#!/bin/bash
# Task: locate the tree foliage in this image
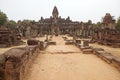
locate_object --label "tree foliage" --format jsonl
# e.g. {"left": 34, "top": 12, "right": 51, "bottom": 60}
{"left": 6, "top": 20, "right": 17, "bottom": 29}
{"left": 22, "top": 19, "right": 31, "bottom": 25}
{"left": 93, "top": 22, "right": 102, "bottom": 28}
{"left": 0, "top": 11, "right": 8, "bottom": 26}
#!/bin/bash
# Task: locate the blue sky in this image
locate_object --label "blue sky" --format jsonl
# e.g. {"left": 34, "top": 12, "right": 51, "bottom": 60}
{"left": 0, "top": 0, "right": 120, "bottom": 23}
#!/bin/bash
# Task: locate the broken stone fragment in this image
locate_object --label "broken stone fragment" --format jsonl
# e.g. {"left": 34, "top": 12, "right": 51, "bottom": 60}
{"left": 27, "top": 39, "right": 39, "bottom": 46}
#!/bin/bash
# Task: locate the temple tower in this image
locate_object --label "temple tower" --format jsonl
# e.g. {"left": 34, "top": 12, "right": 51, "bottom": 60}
{"left": 52, "top": 6, "right": 59, "bottom": 35}
{"left": 52, "top": 6, "right": 59, "bottom": 19}
{"left": 102, "top": 13, "right": 116, "bottom": 29}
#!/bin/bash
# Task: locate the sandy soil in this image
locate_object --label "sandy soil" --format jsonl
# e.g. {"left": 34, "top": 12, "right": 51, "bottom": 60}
{"left": 23, "top": 36, "right": 120, "bottom": 80}
{"left": 90, "top": 43, "right": 120, "bottom": 58}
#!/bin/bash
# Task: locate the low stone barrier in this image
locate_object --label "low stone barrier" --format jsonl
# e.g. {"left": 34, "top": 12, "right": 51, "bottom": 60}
{"left": 0, "top": 54, "right": 6, "bottom": 80}
{"left": 91, "top": 47, "right": 120, "bottom": 72}
{"left": 4, "top": 47, "right": 27, "bottom": 80}
{"left": 112, "top": 58, "right": 120, "bottom": 71}
{"left": 99, "top": 52, "right": 115, "bottom": 64}
{"left": 92, "top": 48, "right": 104, "bottom": 55}
{"left": 48, "top": 41, "right": 56, "bottom": 45}
{"left": 82, "top": 49, "right": 93, "bottom": 54}
{"left": 65, "top": 40, "right": 74, "bottom": 45}
{"left": 0, "top": 45, "right": 40, "bottom": 80}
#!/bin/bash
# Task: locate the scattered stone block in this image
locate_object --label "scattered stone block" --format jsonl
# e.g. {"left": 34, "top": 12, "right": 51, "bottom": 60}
{"left": 80, "top": 46, "right": 92, "bottom": 51}
{"left": 92, "top": 48, "right": 104, "bottom": 55}
{"left": 65, "top": 40, "right": 74, "bottom": 45}
{"left": 95, "top": 51, "right": 106, "bottom": 57}
{"left": 75, "top": 39, "right": 81, "bottom": 44}
{"left": 39, "top": 41, "right": 44, "bottom": 50}
{"left": 99, "top": 53, "right": 114, "bottom": 63}
{"left": 82, "top": 49, "right": 93, "bottom": 54}
{"left": 27, "top": 39, "right": 39, "bottom": 45}
{"left": 83, "top": 40, "right": 89, "bottom": 47}
{"left": 112, "top": 58, "right": 120, "bottom": 70}
{"left": 48, "top": 41, "right": 56, "bottom": 45}
{"left": 62, "top": 37, "right": 67, "bottom": 40}
{"left": 43, "top": 42, "right": 48, "bottom": 49}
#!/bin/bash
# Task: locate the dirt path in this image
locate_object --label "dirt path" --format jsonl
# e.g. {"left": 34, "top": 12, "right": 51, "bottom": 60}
{"left": 23, "top": 36, "right": 120, "bottom": 80}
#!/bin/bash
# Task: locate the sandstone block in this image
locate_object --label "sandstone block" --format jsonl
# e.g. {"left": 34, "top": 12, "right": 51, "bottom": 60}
{"left": 100, "top": 53, "right": 114, "bottom": 63}
{"left": 48, "top": 41, "right": 56, "bottom": 45}
{"left": 27, "top": 39, "right": 39, "bottom": 46}
{"left": 112, "top": 58, "right": 120, "bottom": 69}
{"left": 82, "top": 49, "right": 93, "bottom": 54}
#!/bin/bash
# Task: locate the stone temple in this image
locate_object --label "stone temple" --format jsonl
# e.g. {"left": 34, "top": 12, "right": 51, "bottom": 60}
{"left": 38, "top": 6, "right": 79, "bottom": 35}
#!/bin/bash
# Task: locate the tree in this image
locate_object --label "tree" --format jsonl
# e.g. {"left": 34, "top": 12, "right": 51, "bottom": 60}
{"left": 22, "top": 19, "right": 31, "bottom": 26}
{"left": 0, "top": 11, "right": 8, "bottom": 26}
{"left": 116, "top": 17, "right": 120, "bottom": 30}
{"left": 6, "top": 20, "right": 17, "bottom": 29}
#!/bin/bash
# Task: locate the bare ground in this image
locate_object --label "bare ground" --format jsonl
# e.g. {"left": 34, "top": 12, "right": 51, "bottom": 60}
{"left": 23, "top": 36, "right": 120, "bottom": 80}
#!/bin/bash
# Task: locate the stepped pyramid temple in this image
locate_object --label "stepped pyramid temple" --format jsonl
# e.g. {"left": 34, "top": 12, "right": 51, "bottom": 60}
{"left": 38, "top": 6, "right": 80, "bottom": 35}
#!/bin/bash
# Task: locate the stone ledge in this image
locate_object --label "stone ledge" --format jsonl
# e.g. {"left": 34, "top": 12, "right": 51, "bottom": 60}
{"left": 0, "top": 45, "right": 40, "bottom": 80}
{"left": 80, "top": 46, "right": 92, "bottom": 51}
{"left": 65, "top": 40, "right": 74, "bottom": 45}
{"left": 82, "top": 49, "right": 93, "bottom": 54}
{"left": 92, "top": 48, "right": 104, "bottom": 55}
{"left": 112, "top": 58, "right": 120, "bottom": 71}
{"left": 99, "top": 53, "right": 115, "bottom": 64}
{"left": 48, "top": 41, "right": 56, "bottom": 45}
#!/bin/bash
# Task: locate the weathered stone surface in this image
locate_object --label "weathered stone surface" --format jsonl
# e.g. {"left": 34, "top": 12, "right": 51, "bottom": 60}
{"left": 99, "top": 53, "right": 114, "bottom": 63}
{"left": 112, "top": 58, "right": 120, "bottom": 69}
{"left": 2, "top": 46, "right": 40, "bottom": 80}
{"left": 75, "top": 39, "right": 81, "bottom": 44}
{"left": 27, "top": 45, "right": 39, "bottom": 56}
{"left": 27, "top": 39, "right": 39, "bottom": 45}
{"left": 82, "top": 49, "right": 93, "bottom": 54}
{"left": 4, "top": 48, "right": 26, "bottom": 80}
{"left": 95, "top": 51, "right": 107, "bottom": 57}
{"left": 80, "top": 46, "right": 92, "bottom": 51}
{"left": 62, "top": 37, "right": 67, "bottom": 40}
{"left": 0, "top": 27, "right": 23, "bottom": 48}
{"left": 83, "top": 40, "right": 89, "bottom": 47}
{"left": 43, "top": 42, "right": 48, "bottom": 49}
{"left": 92, "top": 48, "right": 104, "bottom": 55}
{"left": 91, "top": 13, "right": 120, "bottom": 48}
{"left": 0, "top": 54, "right": 6, "bottom": 80}
{"left": 48, "top": 41, "right": 56, "bottom": 45}
{"left": 65, "top": 40, "right": 74, "bottom": 45}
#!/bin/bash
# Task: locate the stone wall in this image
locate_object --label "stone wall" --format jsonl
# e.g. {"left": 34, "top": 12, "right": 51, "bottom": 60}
{"left": 0, "top": 45, "right": 40, "bottom": 80}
